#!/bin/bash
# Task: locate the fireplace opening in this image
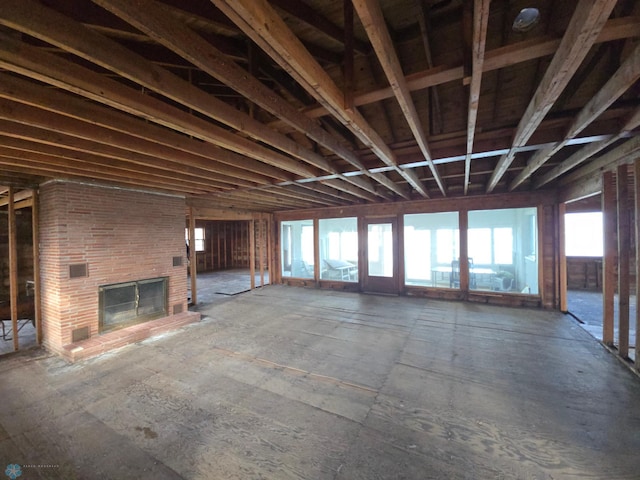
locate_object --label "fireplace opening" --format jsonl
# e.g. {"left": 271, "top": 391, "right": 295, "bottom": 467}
{"left": 99, "top": 277, "right": 168, "bottom": 332}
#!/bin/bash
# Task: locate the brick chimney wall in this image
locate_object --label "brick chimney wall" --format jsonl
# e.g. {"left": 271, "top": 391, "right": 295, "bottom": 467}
{"left": 39, "top": 182, "right": 188, "bottom": 356}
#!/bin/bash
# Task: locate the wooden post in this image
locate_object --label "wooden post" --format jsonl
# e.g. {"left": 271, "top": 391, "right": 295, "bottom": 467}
{"left": 32, "top": 189, "right": 42, "bottom": 344}
{"left": 8, "top": 187, "right": 19, "bottom": 351}
{"left": 635, "top": 158, "right": 640, "bottom": 369}
{"left": 459, "top": 210, "right": 469, "bottom": 296}
{"left": 558, "top": 203, "right": 568, "bottom": 312}
{"left": 189, "top": 207, "right": 197, "bottom": 305}
{"left": 313, "top": 218, "right": 320, "bottom": 283}
{"left": 259, "top": 219, "right": 265, "bottom": 287}
{"left": 249, "top": 220, "right": 255, "bottom": 290}
{"left": 602, "top": 170, "right": 616, "bottom": 346}
{"left": 617, "top": 164, "right": 630, "bottom": 358}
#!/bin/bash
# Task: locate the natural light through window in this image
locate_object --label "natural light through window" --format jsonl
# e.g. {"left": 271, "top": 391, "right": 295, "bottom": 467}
{"left": 565, "top": 212, "right": 603, "bottom": 256}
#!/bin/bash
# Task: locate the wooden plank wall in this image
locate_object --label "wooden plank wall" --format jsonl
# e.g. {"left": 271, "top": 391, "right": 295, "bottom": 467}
{"left": 192, "top": 219, "right": 270, "bottom": 274}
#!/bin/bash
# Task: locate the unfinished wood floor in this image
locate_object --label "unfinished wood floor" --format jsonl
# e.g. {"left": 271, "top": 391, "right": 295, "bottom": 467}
{"left": 1, "top": 286, "right": 639, "bottom": 479}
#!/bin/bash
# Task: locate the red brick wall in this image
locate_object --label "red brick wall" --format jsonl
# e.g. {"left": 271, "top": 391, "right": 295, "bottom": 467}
{"left": 39, "top": 182, "right": 188, "bottom": 355}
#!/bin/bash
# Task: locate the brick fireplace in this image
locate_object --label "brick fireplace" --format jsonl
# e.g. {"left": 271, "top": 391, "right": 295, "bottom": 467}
{"left": 39, "top": 181, "right": 199, "bottom": 360}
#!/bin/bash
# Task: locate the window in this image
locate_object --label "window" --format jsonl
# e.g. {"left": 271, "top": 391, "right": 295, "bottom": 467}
{"left": 281, "top": 220, "right": 314, "bottom": 278}
{"left": 404, "top": 212, "right": 458, "bottom": 287}
{"left": 468, "top": 208, "right": 538, "bottom": 294}
{"left": 185, "top": 227, "right": 205, "bottom": 252}
{"left": 319, "top": 218, "right": 358, "bottom": 282}
{"left": 565, "top": 212, "right": 603, "bottom": 256}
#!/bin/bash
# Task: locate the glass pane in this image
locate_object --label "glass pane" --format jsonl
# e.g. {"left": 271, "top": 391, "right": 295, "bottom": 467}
{"left": 404, "top": 212, "right": 458, "bottom": 287}
{"left": 368, "top": 223, "right": 393, "bottom": 277}
{"left": 319, "top": 218, "right": 358, "bottom": 282}
{"left": 468, "top": 208, "right": 538, "bottom": 294}
{"left": 565, "top": 212, "right": 603, "bottom": 256}
{"left": 281, "top": 220, "right": 314, "bottom": 278}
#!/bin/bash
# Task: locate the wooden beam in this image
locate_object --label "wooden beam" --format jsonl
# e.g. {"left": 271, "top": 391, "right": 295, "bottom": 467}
{"left": 535, "top": 106, "right": 640, "bottom": 188}
{"left": 510, "top": 41, "right": 640, "bottom": 190}
{"left": 32, "top": 188, "right": 42, "bottom": 345}
{"left": 352, "top": 0, "right": 445, "bottom": 196}
{"left": 249, "top": 220, "right": 255, "bottom": 290}
{"left": 93, "top": 0, "right": 387, "bottom": 199}
{"left": 558, "top": 202, "right": 568, "bottom": 312}
{"left": 617, "top": 164, "right": 630, "bottom": 358}
{"left": 0, "top": 72, "right": 289, "bottom": 183}
{"left": 8, "top": 187, "right": 19, "bottom": 351}
{"left": 486, "top": 0, "right": 617, "bottom": 192}
{"left": 211, "top": 0, "right": 415, "bottom": 199}
{"left": 414, "top": 0, "right": 442, "bottom": 135}
{"left": 558, "top": 172, "right": 602, "bottom": 204}
{"left": 635, "top": 158, "right": 640, "bottom": 369}
{"left": 189, "top": 208, "right": 197, "bottom": 305}
{"left": 464, "top": 0, "right": 491, "bottom": 195}
{"left": 294, "top": 17, "right": 640, "bottom": 122}
{"left": 559, "top": 136, "right": 640, "bottom": 186}
{"left": 0, "top": 35, "right": 318, "bottom": 180}
{"left": 602, "top": 170, "right": 615, "bottom": 346}
{"left": 343, "top": 0, "right": 354, "bottom": 110}
{"left": 0, "top": 116, "right": 257, "bottom": 188}
{"left": 0, "top": 1, "right": 343, "bottom": 177}
{"left": 270, "top": 0, "right": 370, "bottom": 54}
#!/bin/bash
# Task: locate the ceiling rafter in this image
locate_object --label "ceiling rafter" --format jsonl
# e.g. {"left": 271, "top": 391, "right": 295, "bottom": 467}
{"left": 211, "top": 0, "right": 422, "bottom": 200}
{"left": 558, "top": 135, "right": 640, "bottom": 185}
{"left": 0, "top": 32, "right": 319, "bottom": 180}
{"left": 92, "top": 0, "right": 391, "bottom": 200}
{"left": 509, "top": 40, "right": 640, "bottom": 190}
{"left": 0, "top": 1, "right": 346, "bottom": 180}
{"left": 0, "top": 119, "right": 255, "bottom": 189}
{"left": 269, "top": 0, "right": 371, "bottom": 55}
{"left": 352, "top": 0, "right": 446, "bottom": 197}
{"left": 534, "top": 105, "right": 640, "bottom": 188}
{"left": 0, "top": 72, "right": 288, "bottom": 184}
{"left": 291, "top": 16, "right": 640, "bottom": 124}
{"left": 463, "top": 0, "right": 491, "bottom": 195}
{"left": 486, "top": 0, "right": 618, "bottom": 193}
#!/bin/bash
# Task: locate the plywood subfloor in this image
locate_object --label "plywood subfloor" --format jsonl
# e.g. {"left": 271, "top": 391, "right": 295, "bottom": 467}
{"left": 1, "top": 286, "right": 639, "bottom": 479}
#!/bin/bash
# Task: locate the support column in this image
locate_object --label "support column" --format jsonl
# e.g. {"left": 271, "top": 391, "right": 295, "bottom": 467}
{"left": 8, "top": 187, "right": 18, "bottom": 351}
{"left": 459, "top": 210, "right": 469, "bottom": 297}
{"left": 189, "top": 208, "right": 197, "bottom": 305}
{"left": 249, "top": 220, "right": 255, "bottom": 290}
{"left": 617, "top": 164, "right": 630, "bottom": 358}
{"left": 559, "top": 203, "right": 568, "bottom": 312}
{"left": 602, "top": 171, "right": 616, "bottom": 346}
{"left": 32, "top": 189, "right": 42, "bottom": 344}
{"left": 635, "top": 158, "right": 640, "bottom": 369}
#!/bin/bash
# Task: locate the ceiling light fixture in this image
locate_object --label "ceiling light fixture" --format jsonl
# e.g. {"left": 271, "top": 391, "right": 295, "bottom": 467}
{"left": 512, "top": 8, "right": 540, "bottom": 33}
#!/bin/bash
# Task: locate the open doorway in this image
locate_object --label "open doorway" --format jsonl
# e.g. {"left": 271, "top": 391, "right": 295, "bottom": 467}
{"left": 1, "top": 189, "right": 38, "bottom": 355}
{"left": 186, "top": 218, "right": 271, "bottom": 305}
{"left": 564, "top": 200, "right": 637, "bottom": 359}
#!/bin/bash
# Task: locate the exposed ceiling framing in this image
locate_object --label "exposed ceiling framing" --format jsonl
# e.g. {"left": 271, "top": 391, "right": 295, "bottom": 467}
{"left": 0, "top": 0, "right": 638, "bottom": 211}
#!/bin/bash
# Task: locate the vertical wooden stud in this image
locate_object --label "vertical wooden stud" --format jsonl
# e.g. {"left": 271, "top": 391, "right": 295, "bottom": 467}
{"left": 634, "top": 158, "right": 640, "bottom": 369}
{"left": 558, "top": 203, "right": 568, "bottom": 312}
{"left": 259, "top": 219, "right": 265, "bottom": 287}
{"left": 32, "top": 189, "right": 42, "bottom": 344}
{"left": 617, "top": 164, "right": 630, "bottom": 358}
{"left": 313, "top": 218, "right": 320, "bottom": 283}
{"left": 8, "top": 187, "right": 18, "bottom": 351}
{"left": 602, "top": 170, "right": 616, "bottom": 346}
{"left": 249, "top": 220, "right": 255, "bottom": 290}
{"left": 459, "top": 209, "right": 469, "bottom": 296}
{"left": 189, "top": 207, "right": 197, "bottom": 305}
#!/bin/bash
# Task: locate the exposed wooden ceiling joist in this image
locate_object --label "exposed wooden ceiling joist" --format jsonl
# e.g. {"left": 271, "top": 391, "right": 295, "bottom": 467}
{"left": 486, "top": 0, "right": 618, "bottom": 192}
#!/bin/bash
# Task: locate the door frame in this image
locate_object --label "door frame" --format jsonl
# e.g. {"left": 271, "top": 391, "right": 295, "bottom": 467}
{"left": 361, "top": 216, "right": 400, "bottom": 294}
